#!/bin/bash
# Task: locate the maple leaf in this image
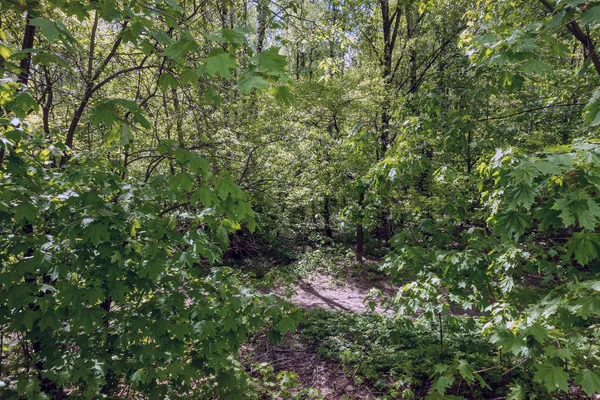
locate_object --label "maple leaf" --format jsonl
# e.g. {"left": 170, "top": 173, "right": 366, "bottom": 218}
{"left": 251, "top": 47, "right": 288, "bottom": 78}
{"left": 534, "top": 363, "right": 569, "bottom": 392}
{"left": 566, "top": 231, "right": 600, "bottom": 265}
{"left": 576, "top": 369, "right": 600, "bottom": 397}
{"left": 495, "top": 210, "right": 531, "bottom": 239}
{"left": 237, "top": 74, "right": 269, "bottom": 94}
{"left": 14, "top": 201, "right": 38, "bottom": 223}
{"left": 83, "top": 222, "right": 110, "bottom": 245}
{"left": 204, "top": 50, "right": 238, "bottom": 79}
{"left": 506, "top": 183, "right": 537, "bottom": 209}
{"left": 552, "top": 191, "right": 600, "bottom": 230}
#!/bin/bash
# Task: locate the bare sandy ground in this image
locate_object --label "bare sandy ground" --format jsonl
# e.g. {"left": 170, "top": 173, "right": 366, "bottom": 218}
{"left": 275, "top": 274, "right": 395, "bottom": 314}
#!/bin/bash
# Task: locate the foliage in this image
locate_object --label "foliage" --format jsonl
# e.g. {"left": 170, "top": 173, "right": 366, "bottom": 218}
{"left": 0, "top": 0, "right": 297, "bottom": 397}
{"left": 299, "top": 309, "right": 502, "bottom": 399}
{"left": 0, "top": 97, "right": 297, "bottom": 399}
{"left": 2, "top": 0, "right": 600, "bottom": 397}
{"left": 247, "top": 362, "right": 323, "bottom": 399}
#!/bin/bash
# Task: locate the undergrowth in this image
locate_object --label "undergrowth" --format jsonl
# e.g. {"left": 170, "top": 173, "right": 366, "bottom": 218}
{"left": 297, "top": 309, "right": 503, "bottom": 399}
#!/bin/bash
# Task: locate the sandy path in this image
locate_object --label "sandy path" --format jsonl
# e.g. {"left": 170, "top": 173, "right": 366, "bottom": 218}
{"left": 277, "top": 274, "right": 395, "bottom": 314}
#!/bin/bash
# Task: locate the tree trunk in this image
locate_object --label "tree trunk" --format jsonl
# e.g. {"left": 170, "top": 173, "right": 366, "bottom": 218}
{"left": 256, "top": 0, "right": 268, "bottom": 53}
{"left": 323, "top": 196, "right": 333, "bottom": 238}
{"left": 18, "top": 12, "right": 36, "bottom": 86}
{"left": 356, "top": 192, "right": 365, "bottom": 262}
{"left": 379, "top": 0, "right": 394, "bottom": 156}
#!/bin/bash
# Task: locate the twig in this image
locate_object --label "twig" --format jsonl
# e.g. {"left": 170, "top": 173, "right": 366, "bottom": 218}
{"left": 474, "top": 365, "right": 501, "bottom": 374}
{"left": 474, "top": 103, "right": 585, "bottom": 123}
{"left": 502, "top": 357, "right": 530, "bottom": 376}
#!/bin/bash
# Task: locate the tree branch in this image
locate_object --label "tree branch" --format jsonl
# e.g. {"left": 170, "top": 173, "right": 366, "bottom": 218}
{"left": 538, "top": 0, "right": 600, "bottom": 76}
{"left": 474, "top": 103, "right": 584, "bottom": 123}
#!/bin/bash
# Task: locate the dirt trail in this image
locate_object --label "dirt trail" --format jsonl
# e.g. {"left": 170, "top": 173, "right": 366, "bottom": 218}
{"left": 249, "top": 273, "right": 396, "bottom": 399}
{"left": 242, "top": 331, "right": 379, "bottom": 399}
{"left": 278, "top": 274, "right": 395, "bottom": 314}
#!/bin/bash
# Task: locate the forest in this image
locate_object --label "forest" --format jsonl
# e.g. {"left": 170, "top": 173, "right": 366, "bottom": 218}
{"left": 1, "top": 0, "right": 600, "bottom": 398}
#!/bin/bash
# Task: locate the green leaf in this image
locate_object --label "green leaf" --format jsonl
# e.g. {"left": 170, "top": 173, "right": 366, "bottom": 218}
{"left": 204, "top": 86, "right": 221, "bottom": 105}
{"left": 552, "top": 191, "right": 600, "bottom": 230}
{"left": 176, "top": 251, "right": 196, "bottom": 267}
{"left": 246, "top": 216, "right": 257, "bottom": 232}
{"left": 520, "top": 59, "right": 552, "bottom": 74}
{"left": 271, "top": 85, "right": 293, "bottom": 104}
{"left": 215, "top": 179, "right": 242, "bottom": 200}
{"left": 170, "top": 172, "right": 194, "bottom": 192}
{"left": 14, "top": 201, "right": 38, "bottom": 223}
{"left": 580, "top": 6, "right": 600, "bottom": 24}
{"left": 535, "top": 161, "right": 563, "bottom": 175}
{"left": 65, "top": 1, "right": 90, "bottom": 20}
{"left": 39, "top": 312, "right": 59, "bottom": 332}
{"left": 130, "top": 368, "right": 147, "bottom": 386}
{"left": 22, "top": 310, "right": 35, "bottom": 331}
{"left": 545, "top": 346, "right": 574, "bottom": 360}
{"left": 165, "top": 0, "right": 184, "bottom": 12}
{"left": 584, "top": 89, "right": 600, "bottom": 126}
{"left": 133, "top": 110, "right": 151, "bottom": 129}
{"left": 118, "top": 123, "right": 133, "bottom": 145}
{"left": 189, "top": 154, "right": 209, "bottom": 174}
{"left": 577, "top": 295, "right": 600, "bottom": 317}
{"left": 576, "top": 369, "right": 600, "bottom": 396}
{"left": 192, "top": 185, "right": 218, "bottom": 207}
{"left": 535, "top": 204, "right": 562, "bottom": 230}
{"left": 221, "top": 28, "right": 249, "bottom": 43}
{"left": 90, "top": 101, "right": 120, "bottom": 126}
{"left": 432, "top": 375, "right": 454, "bottom": 394}
{"left": 180, "top": 68, "right": 199, "bottom": 85}
{"left": 506, "top": 183, "right": 537, "bottom": 209}
{"left": 0, "top": 44, "right": 12, "bottom": 60}
{"left": 507, "top": 383, "right": 525, "bottom": 400}
{"left": 237, "top": 75, "right": 269, "bottom": 94}
{"left": 83, "top": 222, "right": 110, "bottom": 245}
{"left": 158, "top": 73, "right": 179, "bottom": 91}
{"left": 251, "top": 47, "right": 287, "bottom": 77}
{"left": 490, "top": 329, "right": 527, "bottom": 356}
{"left": 152, "top": 31, "right": 173, "bottom": 45}
{"left": 276, "top": 316, "right": 295, "bottom": 335}
{"left": 194, "top": 320, "right": 217, "bottom": 338}
{"left": 497, "top": 71, "right": 524, "bottom": 90}
{"left": 30, "top": 17, "right": 60, "bottom": 42}
{"left": 139, "top": 260, "right": 163, "bottom": 280}
{"left": 204, "top": 28, "right": 247, "bottom": 44}
{"left": 524, "top": 322, "right": 548, "bottom": 343}
{"left": 13, "top": 92, "right": 39, "bottom": 117}
{"left": 163, "top": 33, "right": 196, "bottom": 60}
{"left": 457, "top": 360, "right": 474, "bottom": 383}
{"left": 548, "top": 9, "right": 566, "bottom": 29}
{"left": 534, "top": 363, "right": 569, "bottom": 392}
{"left": 77, "top": 308, "right": 104, "bottom": 332}
{"left": 204, "top": 49, "right": 238, "bottom": 79}
{"left": 566, "top": 231, "right": 600, "bottom": 265}
{"left": 216, "top": 225, "right": 229, "bottom": 247}
{"left": 495, "top": 210, "right": 532, "bottom": 240}
{"left": 511, "top": 161, "right": 539, "bottom": 184}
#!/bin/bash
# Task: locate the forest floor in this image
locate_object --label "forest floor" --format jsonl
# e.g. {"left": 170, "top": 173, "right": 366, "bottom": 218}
{"left": 241, "top": 329, "right": 381, "bottom": 399}
{"left": 241, "top": 253, "right": 398, "bottom": 399}
{"left": 240, "top": 250, "right": 600, "bottom": 399}
{"left": 275, "top": 272, "right": 396, "bottom": 314}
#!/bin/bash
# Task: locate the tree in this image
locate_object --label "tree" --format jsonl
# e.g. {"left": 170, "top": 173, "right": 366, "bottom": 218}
{"left": 0, "top": 0, "right": 297, "bottom": 397}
